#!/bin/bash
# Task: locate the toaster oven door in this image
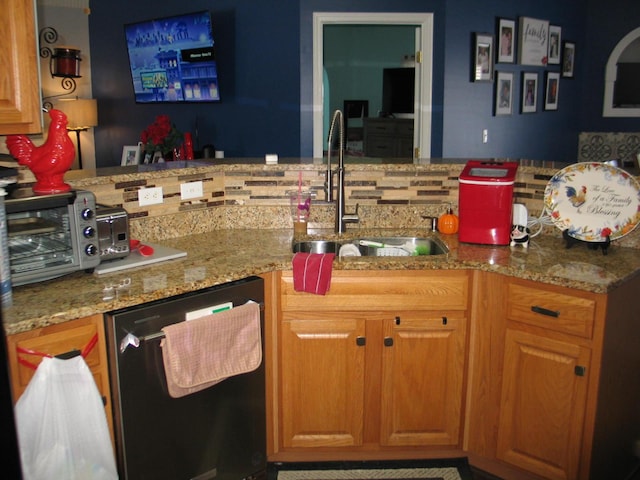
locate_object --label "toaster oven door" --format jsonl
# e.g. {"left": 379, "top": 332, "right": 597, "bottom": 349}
{"left": 5, "top": 191, "right": 98, "bottom": 285}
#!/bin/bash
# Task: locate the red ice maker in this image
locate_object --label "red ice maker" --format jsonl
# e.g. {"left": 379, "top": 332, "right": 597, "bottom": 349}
{"left": 458, "top": 160, "right": 518, "bottom": 245}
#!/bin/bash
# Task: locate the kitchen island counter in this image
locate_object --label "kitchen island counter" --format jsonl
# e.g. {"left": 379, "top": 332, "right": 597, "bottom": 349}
{"left": 4, "top": 227, "right": 640, "bottom": 335}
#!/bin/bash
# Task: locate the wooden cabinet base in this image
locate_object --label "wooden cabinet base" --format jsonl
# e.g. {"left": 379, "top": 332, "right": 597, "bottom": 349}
{"left": 6, "top": 314, "right": 115, "bottom": 449}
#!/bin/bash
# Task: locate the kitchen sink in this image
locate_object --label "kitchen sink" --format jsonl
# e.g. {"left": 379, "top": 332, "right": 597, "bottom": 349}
{"left": 357, "top": 236, "right": 448, "bottom": 256}
{"left": 292, "top": 240, "right": 342, "bottom": 254}
{"left": 292, "top": 236, "right": 449, "bottom": 257}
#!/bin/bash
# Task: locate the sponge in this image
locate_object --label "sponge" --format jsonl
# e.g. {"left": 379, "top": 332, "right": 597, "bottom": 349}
{"left": 414, "top": 244, "right": 431, "bottom": 256}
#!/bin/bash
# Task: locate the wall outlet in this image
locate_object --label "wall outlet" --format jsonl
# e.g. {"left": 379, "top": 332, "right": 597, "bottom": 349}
{"left": 138, "top": 186, "right": 163, "bottom": 206}
{"left": 180, "top": 181, "right": 203, "bottom": 200}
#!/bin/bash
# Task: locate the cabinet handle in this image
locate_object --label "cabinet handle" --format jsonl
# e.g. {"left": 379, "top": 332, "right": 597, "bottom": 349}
{"left": 395, "top": 316, "right": 401, "bottom": 325}
{"left": 531, "top": 305, "right": 560, "bottom": 318}
{"left": 384, "top": 337, "right": 393, "bottom": 347}
{"left": 575, "top": 366, "right": 586, "bottom": 376}
{"left": 442, "top": 316, "right": 448, "bottom": 325}
{"left": 356, "top": 336, "right": 366, "bottom": 346}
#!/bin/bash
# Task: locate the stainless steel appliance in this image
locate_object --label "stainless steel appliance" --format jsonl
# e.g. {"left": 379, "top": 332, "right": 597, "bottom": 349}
{"left": 5, "top": 189, "right": 100, "bottom": 285}
{"left": 95, "top": 204, "right": 130, "bottom": 261}
{"left": 104, "top": 276, "right": 266, "bottom": 480}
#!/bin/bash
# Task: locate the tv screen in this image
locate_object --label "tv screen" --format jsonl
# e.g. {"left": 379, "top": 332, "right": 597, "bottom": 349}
{"left": 124, "top": 11, "right": 220, "bottom": 103}
{"left": 382, "top": 68, "right": 415, "bottom": 117}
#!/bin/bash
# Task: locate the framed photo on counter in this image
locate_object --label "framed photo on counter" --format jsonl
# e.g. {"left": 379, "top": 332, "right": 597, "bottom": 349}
{"left": 473, "top": 33, "right": 494, "bottom": 81}
{"left": 121, "top": 145, "right": 141, "bottom": 166}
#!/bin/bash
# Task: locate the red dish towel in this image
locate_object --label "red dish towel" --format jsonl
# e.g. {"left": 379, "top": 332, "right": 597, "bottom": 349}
{"left": 292, "top": 252, "right": 335, "bottom": 295}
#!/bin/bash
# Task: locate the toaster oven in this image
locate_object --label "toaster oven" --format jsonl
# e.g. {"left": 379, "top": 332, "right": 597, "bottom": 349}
{"left": 4, "top": 189, "right": 101, "bottom": 285}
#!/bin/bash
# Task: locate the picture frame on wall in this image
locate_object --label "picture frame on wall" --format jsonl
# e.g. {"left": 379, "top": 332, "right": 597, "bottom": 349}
{"left": 121, "top": 145, "right": 141, "bottom": 166}
{"left": 544, "top": 71, "right": 560, "bottom": 110}
{"left": 548, "top": 25, "right": 562, "bottom": 64}
{"left": 497, "top": 18, "right": 515, "bottom": 63}
{"left": 562, "top": 41, "right": 576, "bottom": 78}
{"left": 521, "top": 72, "right": 538, "bottom": 113}
{"left": 494, "top": 71, "right": 514, "bottom": 116}
{"left": 518, "top": 17, "right": 550, "bottom": 66}
{"left": 473, "top": 33, "right": 494, "bottom": 82}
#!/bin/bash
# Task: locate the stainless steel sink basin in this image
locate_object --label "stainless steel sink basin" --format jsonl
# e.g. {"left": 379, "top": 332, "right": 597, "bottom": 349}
{"left": 292, "top": 240, "right": 342, "bottom": 254}
{"left": 292, "top": 236, "right": 448, "bottom": 257}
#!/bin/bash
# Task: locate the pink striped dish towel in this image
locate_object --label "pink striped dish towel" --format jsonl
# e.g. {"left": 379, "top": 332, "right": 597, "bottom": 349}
{"left": 160, "top": 301, "right": 261, "bottom": 398}
{"left": 292, "top": 252, "right": 335, "bottom": 295}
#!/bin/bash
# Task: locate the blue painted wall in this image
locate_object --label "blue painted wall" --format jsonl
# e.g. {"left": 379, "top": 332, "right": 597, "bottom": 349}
{"left": 88, "top": 0, "right": 639, "bottom": 167}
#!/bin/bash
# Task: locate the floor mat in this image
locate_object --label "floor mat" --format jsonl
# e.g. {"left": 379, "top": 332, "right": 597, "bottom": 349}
{"left": 268, "top": 458, "right": 474, "bottom": 480}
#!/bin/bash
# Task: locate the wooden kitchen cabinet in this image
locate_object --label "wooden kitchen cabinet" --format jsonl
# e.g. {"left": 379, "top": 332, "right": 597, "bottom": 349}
{"left": 275, "top": 270, "right": 470, "bottom": 457}
{"left": 5, "top": 314, "right": 114, "bottom": 446}
{"left": 466, "top": 271, "right": 640, "bottom": 480}
{"left": 497, "top": 329, "right": 591, "bottom": 480}
{"left": 497, "top": 280, "right": 595, "bottom": 480}
{"left": 280, "top": 314, "right": 366, "bottom": 448}
{"left": 0, "top": 0, "right": 43, "bottom": 135}
{"left": 380, "top": 311, "right": 467, "bottom": 447}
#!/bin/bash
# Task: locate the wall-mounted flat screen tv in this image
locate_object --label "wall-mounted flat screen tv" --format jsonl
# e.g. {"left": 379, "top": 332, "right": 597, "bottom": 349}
{"left": 124, "top": 11, "right": 220, "bottom": 103}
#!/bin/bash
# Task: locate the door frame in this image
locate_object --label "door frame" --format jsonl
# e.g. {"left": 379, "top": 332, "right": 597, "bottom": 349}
{"left": 312, "top": 12, "right": 434, "bottom": 159}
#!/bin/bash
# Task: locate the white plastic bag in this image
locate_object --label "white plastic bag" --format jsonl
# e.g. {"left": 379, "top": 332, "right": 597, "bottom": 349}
{"left": 14, "top": 356, "right": 118, "bottom": 480}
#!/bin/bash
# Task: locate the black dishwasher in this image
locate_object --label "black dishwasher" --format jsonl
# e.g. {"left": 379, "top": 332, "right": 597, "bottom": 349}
{"left": 104, "top": 276, "right": 265, "bottom": 480}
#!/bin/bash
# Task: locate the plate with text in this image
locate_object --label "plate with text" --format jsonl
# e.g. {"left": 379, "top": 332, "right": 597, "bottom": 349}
{"left": 543, "top": 162, "right": 640, "bottom": 242}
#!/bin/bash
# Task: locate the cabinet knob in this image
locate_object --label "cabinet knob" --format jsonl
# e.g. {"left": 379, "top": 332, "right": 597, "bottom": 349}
{"left": 574, "top": 365, "right": 586, "bottom": 376}
{"left": 384, "top": 337, "right": 394, "bottom": 347}
{"left": 395, "top": 316, "right": 401, "bottom": 325}
{"left": 356, "top": 336, "right": 366, "bottom": 346}
{"left": 442, "top": 316, "right": 448, "bottom": 325}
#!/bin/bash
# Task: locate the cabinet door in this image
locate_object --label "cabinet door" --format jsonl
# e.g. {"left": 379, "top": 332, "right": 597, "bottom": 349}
{"left": 6, "top": 315, "right": 114, "bottom": 446}
{"left": 0, "top": 0, "right": 42, "bottom": 134}
{"left": 380, "top": 312, "right": 467, "bottom": 447}
{"left": 497, "top": 328, "right": 590, "bottom": 480}
{"left": 280, "top": 313, "right": 366, "bottom": 448}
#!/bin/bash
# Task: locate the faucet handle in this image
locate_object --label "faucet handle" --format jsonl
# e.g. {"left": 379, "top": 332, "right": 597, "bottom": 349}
{"left": 421, "top": 215, "right": 438, "bottom": 231}
{"left": 343, "top": 203, "right": 360, "bottom": 224}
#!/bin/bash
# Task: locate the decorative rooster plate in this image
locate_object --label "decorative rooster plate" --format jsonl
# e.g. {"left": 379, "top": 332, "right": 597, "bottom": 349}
{"left": 544, "top": 162, "right": 640, "bottom": 242}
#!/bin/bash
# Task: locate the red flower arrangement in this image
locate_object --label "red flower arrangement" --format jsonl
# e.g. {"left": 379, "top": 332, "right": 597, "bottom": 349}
{"left": 140, "top": 115, "right": 182, "bottom": 156}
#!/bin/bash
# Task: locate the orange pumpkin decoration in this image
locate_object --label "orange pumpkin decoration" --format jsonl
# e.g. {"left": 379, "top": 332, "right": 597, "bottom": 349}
{"left": 438, "top": 206, "right": 459, "bottom": 234}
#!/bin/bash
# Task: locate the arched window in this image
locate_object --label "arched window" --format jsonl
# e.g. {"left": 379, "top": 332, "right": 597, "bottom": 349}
{"left": 603, "top": 27, "right": 640, "bottom": 117}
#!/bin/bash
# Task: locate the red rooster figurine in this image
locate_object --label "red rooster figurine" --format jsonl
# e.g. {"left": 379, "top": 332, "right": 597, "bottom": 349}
{"left": 5, "top": 109, "right": 75, "bottom": 194}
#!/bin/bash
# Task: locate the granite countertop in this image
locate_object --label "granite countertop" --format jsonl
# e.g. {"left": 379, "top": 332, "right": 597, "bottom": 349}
{"left": 4, "top": 228, "right": 640, "bottom": 336}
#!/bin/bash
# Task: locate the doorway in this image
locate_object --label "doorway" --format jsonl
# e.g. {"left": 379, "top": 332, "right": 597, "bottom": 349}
{"left": 312, "top": 12, "right": 434, "bottom": 159}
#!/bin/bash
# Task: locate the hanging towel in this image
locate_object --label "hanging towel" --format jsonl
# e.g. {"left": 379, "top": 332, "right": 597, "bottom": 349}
{"left": 292, "top": 252, "right": 335, "bottom": 295}
{"left": 14, "top": 356, "right": 118, "bottom": 480}
{"left": 160, "top": 301, "right": 262, "bottom": 399}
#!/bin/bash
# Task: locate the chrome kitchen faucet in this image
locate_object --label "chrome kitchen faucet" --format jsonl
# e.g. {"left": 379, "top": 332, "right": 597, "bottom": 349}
{"left": 326, "top": 109, "right": 359, "bottom": 234}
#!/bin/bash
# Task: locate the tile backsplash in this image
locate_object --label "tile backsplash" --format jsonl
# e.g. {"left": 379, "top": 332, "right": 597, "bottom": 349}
{"left": 578, "top": 132, "right": 640, "bottom": 167}
{"left": 3, "top": 158, "right": 638, "bottom": 248}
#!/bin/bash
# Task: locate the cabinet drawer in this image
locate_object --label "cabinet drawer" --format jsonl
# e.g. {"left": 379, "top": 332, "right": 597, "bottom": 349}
{"left": 281, "top": 270, "right": 469, "bottom": 312}
{"left": 364, "top": 119, "right": 396, "bottom": 134}
{"left": 365, "top": 137, "right": 395, "bottom": 157}
{"left": 507, "top": 282, "right": 596, "bottom": 338}
{"left": 396, "top": 121, "right": 414, "bottom": 136}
